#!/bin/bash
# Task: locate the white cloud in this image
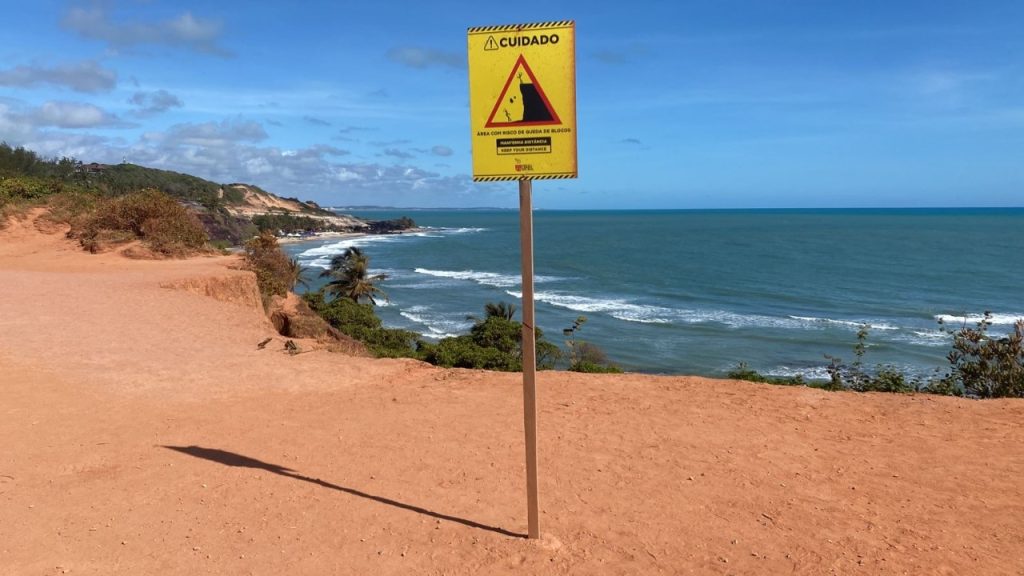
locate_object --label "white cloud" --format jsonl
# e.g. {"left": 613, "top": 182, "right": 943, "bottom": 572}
{"left": 0, "top": 100, "right": 132, "bottom": 130}
{"left": 386, "top": 47, "right": 464, "bottom": 69}
{"left": 61, "top": 6, "right": 231, "bottom": 57}
{"left": 383, "top": 147, "right": 415, "bottom": 159}
{"left": 0, "top": 60, "right": 117, "bottom": 93}
{"left": 128, "top": 89, "right": 184, "bottom": 115}
{"left": 159, "top": 119, "right": 268, "bottom": 146}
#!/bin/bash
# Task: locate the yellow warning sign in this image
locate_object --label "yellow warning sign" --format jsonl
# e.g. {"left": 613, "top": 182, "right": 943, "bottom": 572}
{"left": 468, "top": 21, "right": 576, "bottom": 181}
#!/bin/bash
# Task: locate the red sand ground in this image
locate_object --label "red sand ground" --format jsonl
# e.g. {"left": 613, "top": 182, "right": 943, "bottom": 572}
{"left": 2, "top": 212, "right": 1022, "bottom": 575}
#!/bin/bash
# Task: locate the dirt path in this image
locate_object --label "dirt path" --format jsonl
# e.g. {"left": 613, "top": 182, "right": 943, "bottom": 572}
{"left": 2, "top": 212, "right": 1022, "bottom": 575}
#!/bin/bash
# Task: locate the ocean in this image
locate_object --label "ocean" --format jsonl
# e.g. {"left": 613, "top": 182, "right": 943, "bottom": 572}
{"left": 285, "top": 208, "right": 1024, "bottom": 379}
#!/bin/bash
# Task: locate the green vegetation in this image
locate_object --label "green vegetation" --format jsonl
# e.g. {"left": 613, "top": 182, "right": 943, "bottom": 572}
{"left": 302, "top": 247, "right": 564, "bottom": 370}
{"left": 727, "top": 363, "right": 808, "bottom": 386}
{"left": 1, "top": 144, "right": 84, "bottom": 216}
{"left": 419, "top": 301, "right": 561, "bottom": 371}
{"left": 733, "top": 316, "right": 1024, "bottom": 398}
{"left": 821, "top": 325, "right": 918, "bottom": 393}
{"left": 366, "top": 216, "right": 417, "bottom": 234}
{"left": 0, "top": 142, "right": 78, "bottom": 180}
{"left": 243, "top": 231, "right": 304, "bottom": 306}
{"left": 88, "top": 163, "right": 222, "bottom": 206}
{"left": 942, "top": 313, "right": 1024, "bottom": 398}
{"left": 304, "top": 292, "right": 421, "bottom": 358}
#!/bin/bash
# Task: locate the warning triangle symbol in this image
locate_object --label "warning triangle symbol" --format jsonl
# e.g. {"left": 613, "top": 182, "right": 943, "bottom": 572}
{"left": 484, "top": 36, "right": 498, "bottom": 51}
{"left": 485, "top": 55, "right": 561, "bottom": 128}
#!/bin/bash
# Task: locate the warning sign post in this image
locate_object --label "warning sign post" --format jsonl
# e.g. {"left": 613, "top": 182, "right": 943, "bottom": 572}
{"left": 467, "top": 20, "right": 577, "bottom": 540}
{"left": 468, "top": 21, "right": 576, "bottom": 181}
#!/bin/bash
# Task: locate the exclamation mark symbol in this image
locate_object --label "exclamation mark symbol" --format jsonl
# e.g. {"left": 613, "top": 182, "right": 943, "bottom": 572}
{"left": 484, "top": 36, "right": 498, "bottom": 51}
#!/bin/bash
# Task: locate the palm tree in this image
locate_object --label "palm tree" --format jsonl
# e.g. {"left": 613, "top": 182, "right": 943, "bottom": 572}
{"left": 286, "top": 257, "right": 309, "bottom": 291}
{"left": 319, "top": 247, "right": 388, "bottom": 305}
{"left": 484, "top": 301, "right": 518, "bottom": 321}
{"left": 466, "top": 301, "right": 518, "bottom": 325}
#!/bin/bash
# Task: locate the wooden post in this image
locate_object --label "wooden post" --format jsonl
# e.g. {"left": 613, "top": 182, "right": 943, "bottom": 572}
{"left": 518, "top": 178, "right": 540, "bottom": 539}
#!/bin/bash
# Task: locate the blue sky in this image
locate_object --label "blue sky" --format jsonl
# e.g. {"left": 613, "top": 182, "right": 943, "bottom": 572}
{"left": 0, "top": 0, "right": 1020, "bottom": 209}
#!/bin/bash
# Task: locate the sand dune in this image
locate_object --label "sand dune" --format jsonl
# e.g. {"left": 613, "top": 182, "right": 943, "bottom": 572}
{"left": 2, "top": 212, "right": 1022, "bottom": 575}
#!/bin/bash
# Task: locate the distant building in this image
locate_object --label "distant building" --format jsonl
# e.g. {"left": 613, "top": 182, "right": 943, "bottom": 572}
{"left": 75, "top": 162, "right": 109, "bottom": 175}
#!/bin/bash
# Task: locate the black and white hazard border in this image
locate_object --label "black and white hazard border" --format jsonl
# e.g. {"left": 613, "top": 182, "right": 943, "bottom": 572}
{"left": 467, "top": 20, "right": 574, "bottom": 34}
{"left": 474, "top": 174, "right": 576, "bottom": 182}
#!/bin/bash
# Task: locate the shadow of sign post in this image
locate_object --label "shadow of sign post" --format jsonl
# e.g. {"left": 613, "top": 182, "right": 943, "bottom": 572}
{"left": 162, "top": 445, "right": 524, "bottom": 538}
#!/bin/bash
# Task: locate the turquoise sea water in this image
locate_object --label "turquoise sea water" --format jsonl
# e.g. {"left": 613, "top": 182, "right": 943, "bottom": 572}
{"left": 286, "top": 209, "right": 1024, "bottom": 379}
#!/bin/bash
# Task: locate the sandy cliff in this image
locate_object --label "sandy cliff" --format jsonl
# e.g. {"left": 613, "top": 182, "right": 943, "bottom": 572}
{"left": 222, "top": 183, "right": 367, "bottom": 229}
{"left": 1, "top": 211, "right": 1022, "bottom": 575}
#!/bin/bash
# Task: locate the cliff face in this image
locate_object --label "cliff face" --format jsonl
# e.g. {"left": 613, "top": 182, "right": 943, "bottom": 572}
{"left": 221, "top": 184, "right": 367, "bottom": 230}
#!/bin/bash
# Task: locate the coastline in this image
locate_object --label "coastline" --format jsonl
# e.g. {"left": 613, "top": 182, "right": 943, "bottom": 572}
{"left": 273, "top": 227, "right": 427, "bottom": 246}
{"left": 2, "top": 212, "right": 1023, "bottom": 575}
{"left": 273, "top": 230, "right": 364, "bottom": 245}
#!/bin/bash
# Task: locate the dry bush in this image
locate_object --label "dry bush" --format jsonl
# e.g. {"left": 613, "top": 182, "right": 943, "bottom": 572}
{"left": 41, "top": 190, "right": 100, "bottom": 229}
{"left": 72, "top": 189, "right": 208, "bottom": 256}
{"left": 243, "top": 231, "right": 303, "bottom": 307}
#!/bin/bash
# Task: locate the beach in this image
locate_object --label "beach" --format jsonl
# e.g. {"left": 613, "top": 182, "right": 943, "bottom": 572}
{"left": 2, "top": 212, "right": 1023, "bottom": 575}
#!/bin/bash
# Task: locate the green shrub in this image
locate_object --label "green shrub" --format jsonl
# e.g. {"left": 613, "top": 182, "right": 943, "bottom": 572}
{"left": 727, "top": 363, "right": 805, "bottom": 386}
{"left": 418, "top": 302, "right": 560, "bottom": 371}
{"left": 0, "top": 176, "right": 60, "bottom": 203}
{"left": 303, "top": 292, "right": 421, "bottom": 358}
{"left": 571, "top": 360, "right": 623, "bottom": 374}
{"left": 563, "top": 315, "right": 619, "bottom": 372}
{"left": 567, "top": 341, "right": 620, "bottom": 373}
{"left": 824, "top": 325, "right": 916, "bottom": 393}
{"left": 91, "top": 163, "right": 222, "bottom": 206}
{"left": 851, "top": 365, "right": 914, "bottom": 393}
{"left": 421, "top": 335, "right": 519, "bottom": 370}
{"left": 252, "top": 213, "right": 343, "bottom": 234}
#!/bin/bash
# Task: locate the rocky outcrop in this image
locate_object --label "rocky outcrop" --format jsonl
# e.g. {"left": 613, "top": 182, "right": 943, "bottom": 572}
{"left": 365, "top": 216, "right": 417, "bottom": 234}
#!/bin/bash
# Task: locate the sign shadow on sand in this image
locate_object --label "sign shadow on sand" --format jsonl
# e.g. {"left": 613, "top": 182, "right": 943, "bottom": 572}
{"left": 162, "top": 445, "right": 525, "bottom": 538}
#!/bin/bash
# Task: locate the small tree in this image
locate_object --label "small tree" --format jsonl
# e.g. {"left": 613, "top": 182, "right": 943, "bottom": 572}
{"left": 824, "top": 325, "right": 913, "bottom": 393}
{"left": 320, "top": 246, "right": 387, "bottom": 305}
{"left": 562, "top": 315, "right": 621, "bottom": 373}
{"left": 563, "top": 316, "right": 587, "bottom": 367}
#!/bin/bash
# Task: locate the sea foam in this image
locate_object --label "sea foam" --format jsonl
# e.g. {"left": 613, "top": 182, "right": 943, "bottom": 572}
{"left": 415, "top": 268, "right": 561, "bottom": 288}
{"left": 298, "top": 236, "right": 403, "bottom": 269}
{"left": 505, "top": 290, "right": 677, "bottom": 324}
{"left": 399, "top": 305, "right": 471, "bottom": 339}
{"left": 788, "top": 316, "right": 900, "bottom": 331}
{"left": 935, "top": 313, "right": 1024, "bottom": 326}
